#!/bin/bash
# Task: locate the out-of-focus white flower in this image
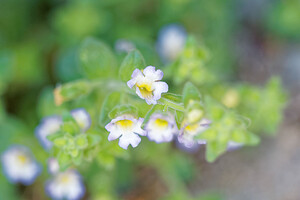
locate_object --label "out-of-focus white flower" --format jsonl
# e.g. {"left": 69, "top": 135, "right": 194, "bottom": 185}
{"left": 48, "top": 158, "right": 60, "bottom": 175}
{"left": 115, "top": 39, "right": 135, "bottom": 53}
{"left": 35, "top": 116, "right": 62, "bottom": 150}
{"left": 157, "top": 24, "right": 187, "bottom": 62}
{"left": 105, "top": 115, "right": 146, "bottom": 149}
{"left": 145, "top": 113, "right": 178, "bottom": 143}
{"left": 1, "top": 145, "right": 41, "bottom": 185}
{"left": 227, "top": 141, "right": 243, "bottom": 151}
{"left": 178, "top": 119, "right": 211, "bottom": 148}
{"left": 46, "top": 170, "right": 85, "bottom": 200}
{"left": 127, "top": 66, "right": 168, "bottom": 105}
{"left": 71, "top": 108, "right": 91, "bottom": 132}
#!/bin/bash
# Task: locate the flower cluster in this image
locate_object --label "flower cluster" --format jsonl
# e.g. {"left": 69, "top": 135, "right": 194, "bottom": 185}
{"left": 106, "top": 66, "right": 229, "bottom": 150}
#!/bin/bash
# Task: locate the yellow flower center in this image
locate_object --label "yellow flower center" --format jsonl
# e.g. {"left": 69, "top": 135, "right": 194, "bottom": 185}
{"left": 17, "top": 154, "right": 28, "bottom": 164}
{"left": 137, "top": 83, "right": 153, "bottom": 99}
{"left": 185, "top": 123, "right": 198, "bottom": 133}
{"left": 154, "top": 118, "right": 169, "bottom": 129}
{"left": 59, "top": 174, "right": 70, "bottom": 183}
{"left": 116, "top": 119, "right": 134, "bottom": 130}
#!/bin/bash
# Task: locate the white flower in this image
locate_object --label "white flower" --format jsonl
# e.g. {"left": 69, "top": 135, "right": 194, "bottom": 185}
{"left": 48, "top": 158, "right": 60, "bottom": 175}
{"left": 145, "top": 113, "right": 178, "bottom": 143}
{"left": 1, "top": 145, "right": 41, "bottom": 185}
{"left": 127, "top": 66, "right": 168, "bottom": 105}
{"left": 227, "top": 141, "right": 243, "bottom": 151}
{"left": 46, "top": 170, "right": 85, "bottom": 200}
{"left": 105, "top": 115, "right": 146, "bottom": 149}
{"left": 157, "top": 24, "right": 187, "bottom": 62}
{"left": 115, "top": 39, "right": 135, "bottom": 53}
{"left": 71, "top": 108, "right": 91, "bottom": 132}
{"left": 178, "top": 118, "right": 211, "bottom": 148}
{"left": 35, "top": 116, "right": 62, "bottom": 150}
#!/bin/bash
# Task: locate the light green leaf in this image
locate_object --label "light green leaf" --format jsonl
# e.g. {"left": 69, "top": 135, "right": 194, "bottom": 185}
{"left": 86, "top": 132, "right": 102, "bottom": 146}
{"left": 109, "top": 104, "right": 138, "bottom": 119}
{"left": 79, "top": 37, "right": 117, "bottom": 79}
{"left": 206, "top": 141, "right": 227, "bottom": 163}
{"left": 53, "top": 137, "right": 67, "bottom": 147}
{"left": 182, "top": 82, "right": 201, "bottom": 107}
{"left": 119, "top": 50, "right": 145, "bottom": 82}
{"left": 55, "top": 79, "right": 91, "bottom": 105}
{"left": 99, "top": 92, "right": 121, "bottom": 126}
{"left": 75, "top": 134, "right": 88, "bottom": 149}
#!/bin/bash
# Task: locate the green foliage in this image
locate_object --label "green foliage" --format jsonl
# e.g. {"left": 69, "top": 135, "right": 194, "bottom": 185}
{"left": 0, "top": 0, "right": 289, "bottom": 199}
{"left": 119, "top": 50, "right": 146, "bottom": 82}
{"left": 168, "top": 36, "right": 214, "bottom": 85}
{"left": 266, "top": 0, "right": 300, "bottom": 40}
{"left": 196, "top": 97, "right": 260, "bottom": 162}
{"left": 238, "top": 78, "right": 287, "bottom": 134}
{"left": 99, "top": 92, "right": 122, "bottom": 126}
{"left": 79, "top": 37, "right": 117, "bottom": 79}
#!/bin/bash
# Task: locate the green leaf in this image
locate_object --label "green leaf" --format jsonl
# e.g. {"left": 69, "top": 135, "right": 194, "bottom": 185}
{"left": 55, "top": 79, "right": 91, "bottom": 105}
{"left": 72, "top": 152, "right": 83, "bottom": 166}
{"left": 142, "top": 104, "right": 165, "bottom": 126}
{"left": 195, "top": 128, "right": 217, "bottom": 142}
{"left": 86, "top": 132, "right": 102, "bottom": 146}
{"left": 162, "top": 93, "right": 182, "bottom": 105}
{"left": 119, "top": 50, "right": 146, "bottom": 82}
{"left": 75, "top": 134, "right": 88, "bottom": 149}
{"left": 99, "top": 92, "right": 121, "bottom": 126}
{"left": 206, "top": 141, "right": 227, "bottom": 163}
{"left": 97, "top": 152, "right": 116, "bottom": 170}
{"left": 182, "top": 82, "right": 201, "bottom": 107}
{"left": 46, "top": 132, "right": 64, "bottom": 142}
{"left": 53, "top": 137, "right": 67, "bottom": 147}
{"left": 109, "top": 104, "right": 138, "bottom": 119}
{"left": 57, "top": 151, "right": 72, "bottom": 170}
{"left": 68, "top": 148, "right": 79, "bottom": 158}
{"left": 79, "top": 37, "right": 117, "bottom": 79}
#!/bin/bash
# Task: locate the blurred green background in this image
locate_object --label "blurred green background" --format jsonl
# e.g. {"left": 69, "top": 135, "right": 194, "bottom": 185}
{"left": 0, "top": 0, "right": 299, "bottom": 199}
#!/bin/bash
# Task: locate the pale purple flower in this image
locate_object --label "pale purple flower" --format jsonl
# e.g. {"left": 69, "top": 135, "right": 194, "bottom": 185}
{"left": 115, "top": 39, "right": 135, "bottom": 53}
{"left": 35, "top": 116, "right": 62, "bottom": 150}
{"left": 47, "top": 158, "right": 60, "bottom": 175}
{"left": 71, "top": 108, "right": 91, "bottom": 132}
{"left": 145, "top": 113, "right": 178, "bottom": 143}
{"left": 105, "top": 115, "right": 146, "bottom": 149}
{"left": 1, "top": 145, "right": 41, "bottom": 185}
{"left": 157, "top": 24, "right": 187, "bottom": 62}
{"left": 178, "top": 118, "right": 211, "bottom": 149}
{"left": 127, "top": 66, "right": 168, "bottom": 105}
{"left": 227, "top": 141, "right": 244, "bottom": 151}
{"left": 46, "top": 170, "right": 85, "bottom": 200}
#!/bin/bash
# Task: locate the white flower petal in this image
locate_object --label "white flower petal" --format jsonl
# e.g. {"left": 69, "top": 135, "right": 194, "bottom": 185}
{"left": 108, "top": 130, "right": 122, "bottom": 141}
{"left": 143, "top": 66, "right": 164, "bottom": 81}
{"left": 127, "top": 69, "right": 143, "bottom": 88}
{"left": 133, "top": 118, "right": 146, "bottom": 136}
{"left": 145, "top": 113, "right": 177, "bottom": 143}
{"left": 153, "top": 82, "right": 168, "bottom": 100}
{"left": 118, "top": 132, "right": 142, "bottom": 149}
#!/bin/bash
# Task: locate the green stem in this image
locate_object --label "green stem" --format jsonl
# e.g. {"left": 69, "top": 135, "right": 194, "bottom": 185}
{"left": 159, "top": 97, "right": 185, "bottom": 112}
